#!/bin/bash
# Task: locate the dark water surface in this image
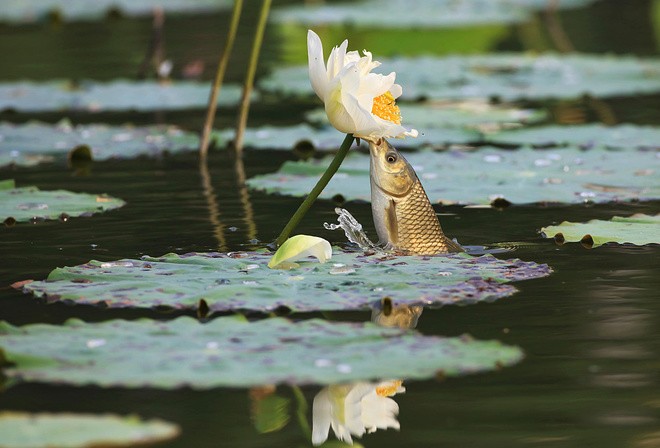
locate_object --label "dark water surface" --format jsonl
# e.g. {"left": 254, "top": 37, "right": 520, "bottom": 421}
{"left": 1, "top": 1, "right": 659, "bottom": 447}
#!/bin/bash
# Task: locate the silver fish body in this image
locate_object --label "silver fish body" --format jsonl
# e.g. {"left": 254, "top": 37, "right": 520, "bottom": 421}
{"left": 368, "top": 138, "right": 463, "bottom": 255}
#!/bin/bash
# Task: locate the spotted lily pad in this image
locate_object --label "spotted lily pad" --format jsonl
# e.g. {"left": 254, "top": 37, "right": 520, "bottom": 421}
{"left": 0, "top": 80, "right": 246, "bottom": 113}
{"left": 0, "top": 121, "right": 198, "bottom": 167}
{"left": 272, "top": 0, "right": 596, "bottom": 28}
{"left": 19, "top": 250, "right": 550, "bottom": 313}
{"left": 0, "top": 412, "right": 180, "bottom": 448}
{"left": 490, "top": 124, "right": 660, "bottom": 149}
{"left": 0, "top": 0, "right": 232, "bottom": 22}
{"left": 541, "top": 214, "right": 660, "bottom": 247}
{"left": 0, "top": 180, "right": 125, "bottom": 224}
{"left": 261, "top": 54, "right": 660, "bottom": 101}
{"left": 0, "top": 316, "right": 524, "bottom": 388}
{"left": 247, "top": 147, "right": 660, "bottom": 205}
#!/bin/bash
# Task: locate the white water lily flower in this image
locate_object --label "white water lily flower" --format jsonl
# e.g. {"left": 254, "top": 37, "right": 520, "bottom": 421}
{"left": 307, "top": 30, "right": 418, "bottom": 140}
{"left": 312, "top": 380, "right": 405, "bottom": 445}
{"left": 268, "top": 234, "right": 332, "bottom": 269}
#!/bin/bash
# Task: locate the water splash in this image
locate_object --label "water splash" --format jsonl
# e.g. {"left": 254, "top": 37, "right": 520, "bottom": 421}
{"left": 323, "top": 208, "right": 380, "bottom": 251}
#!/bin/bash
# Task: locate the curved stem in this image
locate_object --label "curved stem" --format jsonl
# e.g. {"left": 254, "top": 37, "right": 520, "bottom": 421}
{"left": 199, "top": 0, "right": 244, "bottom": 160}
{"left": 274, "top": 133, "right": 354, "bottom": 247}
{"left": 234, "top": 0, "right": 272, "bottom": 153}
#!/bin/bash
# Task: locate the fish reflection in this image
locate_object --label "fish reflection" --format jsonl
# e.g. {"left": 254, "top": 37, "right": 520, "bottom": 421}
{"left": 312, "top": 379, "right": 404, "bottom": 446}
{"left": 371, "top": 297, "right": 423, "bottom": 330}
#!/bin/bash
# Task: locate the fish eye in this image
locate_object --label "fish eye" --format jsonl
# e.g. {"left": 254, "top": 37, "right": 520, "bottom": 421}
{"left": 386, "top": 153, "right": 397, "bottom": 164}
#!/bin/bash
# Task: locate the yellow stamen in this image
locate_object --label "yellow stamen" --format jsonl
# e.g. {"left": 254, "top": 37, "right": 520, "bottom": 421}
{"left": 376, "top": 380, "right": 403, "bottom": 397}
{"left": 371, "top": 91, "right": 401, "bottom": 124}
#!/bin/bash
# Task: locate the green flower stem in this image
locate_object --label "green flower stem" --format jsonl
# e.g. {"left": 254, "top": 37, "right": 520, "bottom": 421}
{"left": 291, "top": 386, "right": 311, "bottom": 440}
{"left": 274, "top": 133, "right": 355, "bottom": 247}
{"left": 234, "top": 0, "right": 271, "bottom": 153}
{"left": 199, "top": 0, "right": 243, "bottom": 160}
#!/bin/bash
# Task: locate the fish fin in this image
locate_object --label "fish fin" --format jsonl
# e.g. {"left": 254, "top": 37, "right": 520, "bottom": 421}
{"left": 385, "top": 199, "right": 398, "bottom": 245}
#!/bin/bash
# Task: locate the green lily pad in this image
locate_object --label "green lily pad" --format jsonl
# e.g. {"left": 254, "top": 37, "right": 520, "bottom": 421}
{"left": 247, "top": 146, "right": 660, "bottom": 205}
{"left": 0, "top": 0, "right": 232, "bottom": 22}
{"left": 0, "top": 180, "right": 125, "bottom": 223}
{"left": 272, "top": 0, "right": 596, "bottom": 28}
{"left": 490, "top": 124, "right": 660, "bottom": 149}
{"left": 0, "top": 412, "right": 180, "bottom": 448}
{"left": 0, "top": 121, "right": 198, "bottom": 167}
{"left": 307, "top": 102, "right": 547, "bottom": 134}
{"left": 214, "top": 123, "right": 479, "bottom": 151}
{"left": 20, "top": 250, "right": 550, "bottom": 313}
{"left": 261, "top": 53, "right": 660, "bottom": 101}
{"left": 0, "top": 80, "right": 246, "bottom": 113}
{"left": 541, "top": 214, "right": 660, "bottom": 247}
{"left": 0, "top": 316, "right": 524, "bottom": 387}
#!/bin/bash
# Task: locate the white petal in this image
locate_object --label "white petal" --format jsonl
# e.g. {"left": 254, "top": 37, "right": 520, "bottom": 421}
{"left": 307, "top": 30, "right": 327, "bottom": 100}
{"left": 268, "top": 235, "right": 332, "bottom": 269}
{"left": 389, "top": 83, "right": 403, "bottom": 98}
{"left": 312, "top": 389, "right": 333, "bottom": 446}
{"left": 327, "top": 39, "right": 348, "bottom": 79}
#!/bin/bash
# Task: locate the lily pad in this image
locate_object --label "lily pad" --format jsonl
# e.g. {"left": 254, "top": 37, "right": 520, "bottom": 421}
{"left": 261, "top": 53, "right": 660, "bottom": 101}
{"left": 0, "top": 121, "right": 198, "bottom": 167}
{"left": 490, "top": 124, "right": 660, "bottom": 149}
{"left": 307, "top": 101, "right": 548, "bottom": 134}
{"left": 0, "top": 412, "right": 180, "bottom": 448}
{"left": 272, "top": 0, "right": 597, "bottom": 28}
{"left": 0, "top": 316, "right": 524, "bottom": 387}
{"left": 0, "top": 80, "right": 246, "bottom": 113}
{"left": 247, "top": 146, "right": 660, "bottom": 205}
{"left": 214, "top": 123, "right": 478, "bottom": 151}
{"left": 0, "top": 0, "right": 232, "bottom": 22}
{"left": 541, "top": 214, "right": 660, "bottom": 247}
{"left": 0, "top": 180, "right": 125, "bottom": 223}
{"left": 19, "top": 250, "right": 550, "bottom": 313}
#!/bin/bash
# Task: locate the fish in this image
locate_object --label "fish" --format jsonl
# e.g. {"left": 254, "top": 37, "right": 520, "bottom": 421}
{"left": 368, "top": 137, "right": 463, "bottom": 255}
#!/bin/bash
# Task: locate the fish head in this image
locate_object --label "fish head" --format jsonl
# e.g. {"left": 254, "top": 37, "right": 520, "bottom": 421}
{"left": 368, "top": 137, "right": 416, "bottom": 196}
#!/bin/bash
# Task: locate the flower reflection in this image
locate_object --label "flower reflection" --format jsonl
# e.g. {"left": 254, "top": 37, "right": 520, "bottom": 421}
{"left": 312, "top": 380, "right": 404, "bottom": 446}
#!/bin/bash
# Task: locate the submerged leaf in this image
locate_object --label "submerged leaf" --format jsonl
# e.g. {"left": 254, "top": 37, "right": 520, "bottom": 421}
{"left": 269, "top": 235, "right": 333, "bottom": 269}
{"left": 247, "top": 147, "right": 660, "bottom": 205}
{"left": 0, "top": 180, "right": 125, "bottom": 223}
{"left": 0, "top": 412, "right": 179, "bottom": 448}
{"left": 541, "top": 214, "right": 660, "bottom": 247}
{"left": 20, "top": 250, "right": 551, "bottom": 313}
{"left": 261, "top": 53, "right": 660, "bottom": 101}
{"left": 0, "top": 316, "right": 523, "bottom": 388}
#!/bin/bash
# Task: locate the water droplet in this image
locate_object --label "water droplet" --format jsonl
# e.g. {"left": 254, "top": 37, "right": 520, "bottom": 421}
{"left": 86, "top": 339, "right": 106, "bottom": 349}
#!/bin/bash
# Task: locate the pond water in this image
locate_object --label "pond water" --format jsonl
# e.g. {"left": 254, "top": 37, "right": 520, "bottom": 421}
{"left": 1, "top": 1, "right": 659, "bottom": 447}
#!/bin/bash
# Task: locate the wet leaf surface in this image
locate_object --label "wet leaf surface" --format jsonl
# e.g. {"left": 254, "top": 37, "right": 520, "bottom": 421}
{"left": 20, "top": 250, "right": 550, "bottom": 312}
{"left": 490, "top": 124, "right": 660, "bottom": 149}
{"left": 0, "top": 180, "right": 125, "bottom": 223}
{"left": 0, "top": 316, "right": 523, "bottom": 388}
{"left": 261, "top": 53, "right": 660, "bottom": 101}
{"left": 0, "top": 80, "right": 245, "bottom": 113}
{"left": 247, "top": 147, "right": 660, "bottom": 205}
{"left": 0, "top": 412, "right": 180, "bottom": 448}
{"left": 541, "top": 214, "right": 660, "bottom": 247}
{"left": 0, "top": 121, "right": 198, "bottom": 167}
{"left": 0, "top": 0, "right": 232, "bottom": 22}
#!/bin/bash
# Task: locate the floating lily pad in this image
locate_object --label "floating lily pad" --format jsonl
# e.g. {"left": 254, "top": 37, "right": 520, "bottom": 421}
{"left": 0, "top": 121, "right": 198, "bottom": 167}
{"left": 261, "top": 53, "right": 660, "bottom": 101}
{"left": 247, "top": 146, "right": 660, "bottom": 205}
{"left": 0, "top": 412, "right": 180, "bottom": 448}
{"left": 0, "top": 180, "right": 125, "bottom": 223}
{"left": 0, "top": 0, "right": 232, "bottom": 22}
{"left": 541, "top": 214, "right": 660, "bottom": 247}
{"left": 272, "top": 0, "right": 597, "bottom": 28}
{"left": 0, "top": 80, "right": 246, "bottom": 113}
{"left": 306, "top": 102, "right": 547, "bottom": 135}
{"left": 19, "top": 250, "right": 550, "bottom": 313}
{"left": 490, "top": 124, "right": 660, "bottom": 149}
{"left": 214, "top": 123, "right": 478, "bottom": 151}
{"left": 0, "top": 316, "right": 524, "bottom": 387}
